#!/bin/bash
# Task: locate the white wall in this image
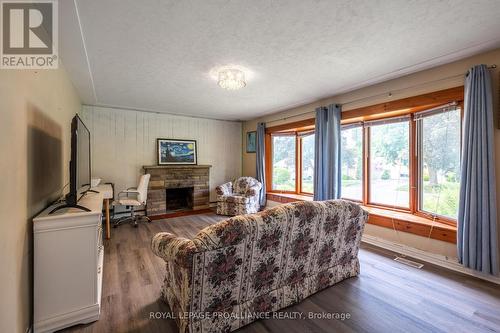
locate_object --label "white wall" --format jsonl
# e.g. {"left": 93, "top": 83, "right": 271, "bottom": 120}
{"left": 0, "top": 66, "right": 81, "bottom": 333}
{"left": 80, "top": 106, "right": 242, "bottom": 202}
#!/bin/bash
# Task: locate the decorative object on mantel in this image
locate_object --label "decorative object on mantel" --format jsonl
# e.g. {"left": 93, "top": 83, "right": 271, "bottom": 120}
{"left": 246, "top": 131, "right": 256, "bottom": 153}
{"left": 157, "top": 138, "right": 197, "bottom": 165}
{"left": 143, "top": 165, "right": 211, "bottom": 217}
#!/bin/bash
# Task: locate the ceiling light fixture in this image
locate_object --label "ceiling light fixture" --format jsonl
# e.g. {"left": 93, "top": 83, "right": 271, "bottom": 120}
{"left": 217, "top": 68, "right": 246, "bottom": 90}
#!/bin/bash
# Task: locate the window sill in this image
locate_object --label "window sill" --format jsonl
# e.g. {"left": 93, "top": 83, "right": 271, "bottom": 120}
{"left": 361, "top": 206, "right": 456, "bottom": 244}
{"left": 265, "top": 193, "right": 456, "bottom": 244}
{"left": 267, "top": 192, "right": 313, "bottom": 203}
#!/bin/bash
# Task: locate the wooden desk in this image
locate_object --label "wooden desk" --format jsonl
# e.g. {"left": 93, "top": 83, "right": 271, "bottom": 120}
{"left": 93, "top": 183, "right": 114, "bottom": 239}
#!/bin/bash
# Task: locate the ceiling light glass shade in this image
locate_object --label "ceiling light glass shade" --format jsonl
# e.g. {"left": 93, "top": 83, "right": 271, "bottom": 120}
{"left": 218, "top": 69, "right": 246, "bottom": 90}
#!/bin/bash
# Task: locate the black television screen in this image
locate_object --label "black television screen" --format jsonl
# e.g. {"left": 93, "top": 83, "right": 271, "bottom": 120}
{"left": 66, "top": 115, "right": 91, "bottom": 205}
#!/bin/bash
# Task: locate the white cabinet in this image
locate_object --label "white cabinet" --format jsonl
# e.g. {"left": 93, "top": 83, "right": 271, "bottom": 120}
{"left": 33, "top": 192, "right": 104, "bottom": 333}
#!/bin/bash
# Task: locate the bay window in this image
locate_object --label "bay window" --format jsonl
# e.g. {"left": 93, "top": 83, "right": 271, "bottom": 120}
{"left": 266, "top": 87, "right": 463, "bottom": 228}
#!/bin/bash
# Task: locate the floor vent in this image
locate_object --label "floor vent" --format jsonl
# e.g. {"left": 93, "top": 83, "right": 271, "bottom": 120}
{"left": 394, "top": 256, "right": 424, "bottom": 269}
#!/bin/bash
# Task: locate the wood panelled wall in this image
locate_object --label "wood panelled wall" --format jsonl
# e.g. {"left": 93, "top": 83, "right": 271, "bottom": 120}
{"left": 80, "top": 106, "right": 242, "bottom": 202}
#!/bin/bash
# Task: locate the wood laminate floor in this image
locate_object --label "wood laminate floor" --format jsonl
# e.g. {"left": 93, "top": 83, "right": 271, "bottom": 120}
{"left": 61, "top": 212, "right": 500, "bottom": 333}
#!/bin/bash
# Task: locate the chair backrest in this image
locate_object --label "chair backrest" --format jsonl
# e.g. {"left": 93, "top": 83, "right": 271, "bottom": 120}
{"left": 233, "top": 176, "right": 260, "bottom": 194}
{"left": 137, "top": 174, "right": 151, "bottom": 204}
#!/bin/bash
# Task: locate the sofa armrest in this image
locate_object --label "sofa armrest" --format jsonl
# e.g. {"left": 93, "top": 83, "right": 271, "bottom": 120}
{"left": 151, "top": 232, "right": 197, "bottom": 269}
{"left": 216, "top": 182, "right": 233, "bottom": 196}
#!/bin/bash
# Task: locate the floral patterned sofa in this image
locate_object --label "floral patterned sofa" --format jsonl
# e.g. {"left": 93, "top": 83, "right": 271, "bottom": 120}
{"left": 151, "top": 200, "right": 367, "bottom": 333}
{"left": 215, "top": 177, "right": 262, "bottom": 216}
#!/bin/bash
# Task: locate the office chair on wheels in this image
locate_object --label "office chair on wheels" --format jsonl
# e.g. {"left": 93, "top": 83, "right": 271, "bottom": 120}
{"left": 113, "top": 174, "right": 151, "bottom": 228}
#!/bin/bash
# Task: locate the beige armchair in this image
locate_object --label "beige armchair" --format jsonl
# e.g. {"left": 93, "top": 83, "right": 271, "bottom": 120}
{"left": 215, "top": 177, "right": 262, "bottom": 216}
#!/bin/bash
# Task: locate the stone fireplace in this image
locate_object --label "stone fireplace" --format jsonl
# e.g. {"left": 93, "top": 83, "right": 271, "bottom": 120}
{"left": 143, "top": 165, "right": 211, "bottom": 216}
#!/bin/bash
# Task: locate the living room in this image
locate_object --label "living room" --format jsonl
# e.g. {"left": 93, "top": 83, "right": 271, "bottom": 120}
{"left": 1, "top": 1, "right": 500, "bottom": 333}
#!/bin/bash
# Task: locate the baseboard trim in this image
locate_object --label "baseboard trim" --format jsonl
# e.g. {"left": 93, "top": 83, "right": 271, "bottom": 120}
{"left": 361, "top": 234, "right": 500, "bottom": 285}
{"left": 34, "top": 303, "right": 100, "bottom": 333}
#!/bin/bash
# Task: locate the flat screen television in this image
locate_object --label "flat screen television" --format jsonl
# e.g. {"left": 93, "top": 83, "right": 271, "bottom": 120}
{"left": 50, "top": 115, "right": 92, "bottom": 213}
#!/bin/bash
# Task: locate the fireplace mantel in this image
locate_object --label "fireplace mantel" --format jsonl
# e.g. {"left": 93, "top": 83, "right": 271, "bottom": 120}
{"left": 143, "top": 165, "right": 211, "bottom": 216}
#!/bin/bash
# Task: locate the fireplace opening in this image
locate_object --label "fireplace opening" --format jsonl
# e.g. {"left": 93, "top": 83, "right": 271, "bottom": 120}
{"left": 166, "top": 187, "right": 194, "bottom": 211}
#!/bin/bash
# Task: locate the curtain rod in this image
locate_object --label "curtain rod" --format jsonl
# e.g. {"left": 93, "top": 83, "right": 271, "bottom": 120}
{"left": 264, "top": 64, "right": 497, "bottom": 125}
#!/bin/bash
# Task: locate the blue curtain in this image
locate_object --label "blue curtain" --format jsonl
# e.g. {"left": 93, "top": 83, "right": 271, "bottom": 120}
{"left": 458, "top": 64, "right": 499, "bottom": 275}
{"left": 256, "top": 122, "right": 267, "bottom": 207}
{"left": 313, "top": 104, "right": 341, "bottom": 200}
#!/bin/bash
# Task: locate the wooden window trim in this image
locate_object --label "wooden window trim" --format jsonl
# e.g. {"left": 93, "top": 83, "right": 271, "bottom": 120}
{"left": 269, "top": 133, "right": 297, "bottom": 194}
{"left": 412, "top": 99, "right": 464, "bottom": 227}
{"left": 267, "top": 192, "right": 313, "bottom": 203}
{"left": 363, "top": 206, "right": 456, "bottom": 243}
{"left": 410, "top": 117, "right": 418, "bottom": 213}
{"left": 299, "top": 133, "right": 314, "bottom": 195}
{"left": 266, "top": 118, "right": 315, "bottom": 134}
{"left": 265, "top": 87, "right": 464, "bottom": 230}
{"left": 295, "top": 135, "right": 301, "bottom": 193}
{"left": 366, "top": 117, "right": 412, "bottom": 211}
{"left": 340, "top": 86, "right": 464, "bottom": 124}
{"left": 267, "top": 131, "right": 315, "bottom": 196}
{"left": 266, "top": 120, "right": 316, "bottom": 196}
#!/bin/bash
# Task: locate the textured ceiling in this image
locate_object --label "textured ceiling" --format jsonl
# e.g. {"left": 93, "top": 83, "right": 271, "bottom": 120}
{"left": 60, "top": 0, "right": 500, "bottom": 121}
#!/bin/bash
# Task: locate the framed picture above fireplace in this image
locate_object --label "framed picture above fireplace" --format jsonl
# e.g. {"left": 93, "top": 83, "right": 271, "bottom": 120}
{"left": 157, "top": 139, "right": 197, "bottom": 165}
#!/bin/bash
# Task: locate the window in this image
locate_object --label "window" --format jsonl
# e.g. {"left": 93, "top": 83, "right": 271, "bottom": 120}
{"left": 300, "top": 133, "right": 315, "bottom": 193}
{"left": 267, "top": 121, "right": 316, "bottom": 195}
{"left": 272, "top": 135, "right": 296, "bottom": 191}
{"left": 368, "top": 118, "right": 410, "bottom": 208}
{"left": 339, "top": 103, "right": 461, "bottom": 224}
{"left": 265, "top": 87, "right": 463, "bottom": 226}
{"left": 417, "top": 107, "right": 461, "bottom": 219}
{"left": 341, "top": 125, "right": 363, "bottom": 201}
